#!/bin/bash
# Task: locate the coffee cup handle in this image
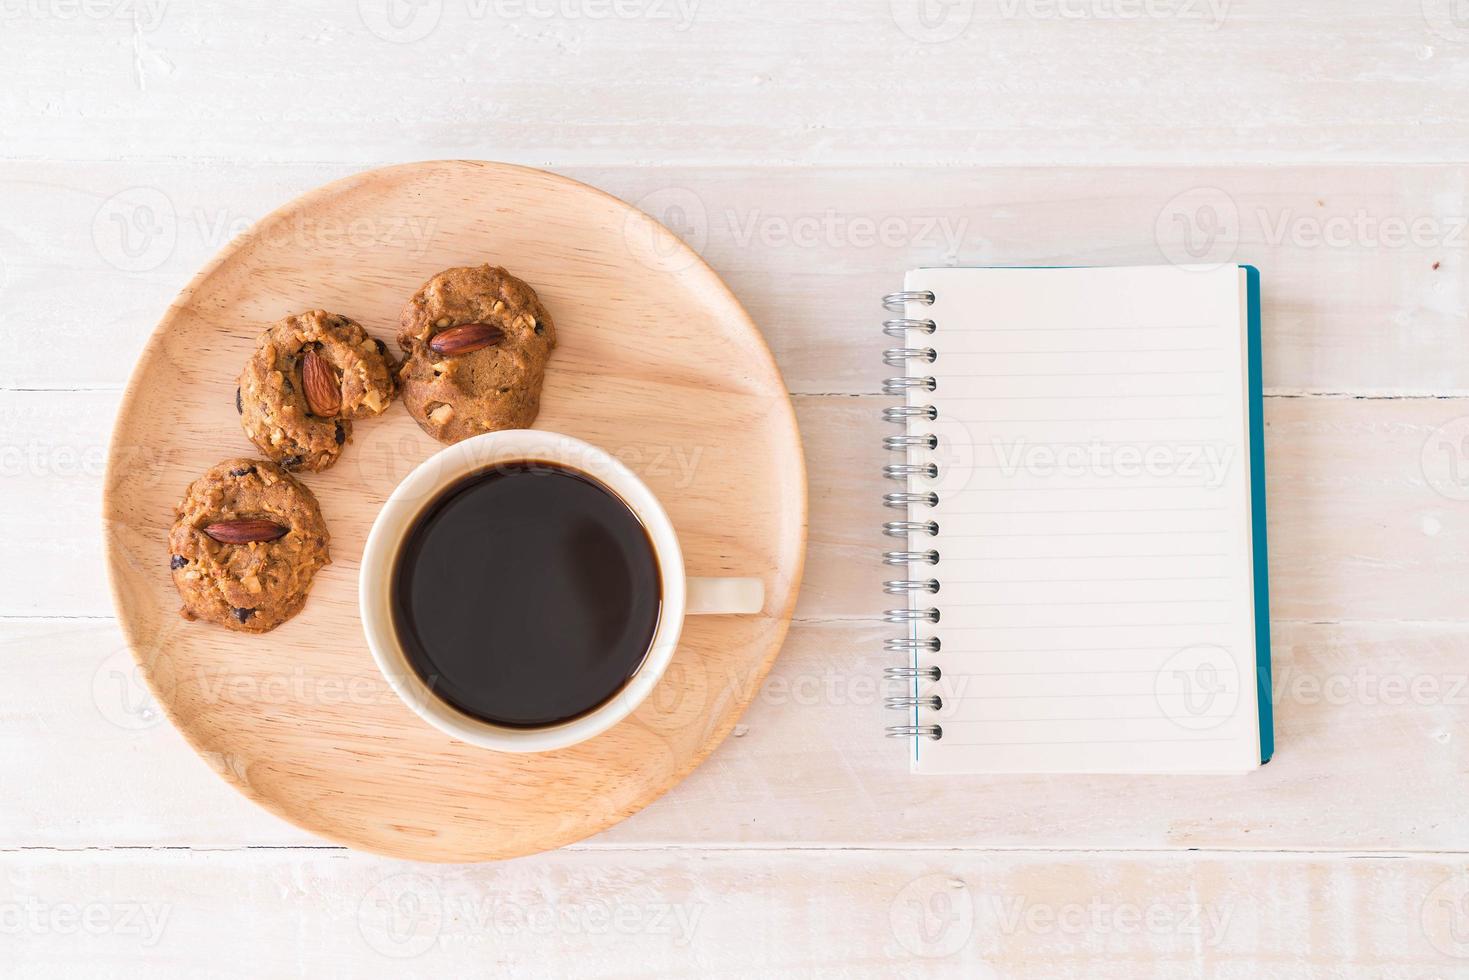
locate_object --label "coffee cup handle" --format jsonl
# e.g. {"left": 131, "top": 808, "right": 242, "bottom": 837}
{"left": 686, "top": 577, "right": 764, "bottom": 615}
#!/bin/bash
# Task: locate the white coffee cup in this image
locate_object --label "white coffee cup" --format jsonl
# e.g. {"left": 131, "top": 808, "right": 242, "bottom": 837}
{"left": 359, "top": 430, "right": 764, "bottom": 753}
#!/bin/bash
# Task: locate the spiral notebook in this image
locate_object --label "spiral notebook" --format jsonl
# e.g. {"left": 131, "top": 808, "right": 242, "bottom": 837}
{"left": 882, "top": 264, "right": 1272, "bottom": 774}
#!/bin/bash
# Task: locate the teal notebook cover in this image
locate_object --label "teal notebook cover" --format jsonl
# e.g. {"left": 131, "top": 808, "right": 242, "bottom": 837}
{"left": 1243, "top": 265, "right": 1274, "bottom": 764}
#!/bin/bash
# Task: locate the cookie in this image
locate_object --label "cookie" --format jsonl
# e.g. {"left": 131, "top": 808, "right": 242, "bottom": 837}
{"left": 396, "top": 264, "right": 557, "bottom": 444}
{"left": 168, "top": 459, "right": 331, "bottom": 634}
{"left": 238, "top": 310, "right": 396, "bottom": 472}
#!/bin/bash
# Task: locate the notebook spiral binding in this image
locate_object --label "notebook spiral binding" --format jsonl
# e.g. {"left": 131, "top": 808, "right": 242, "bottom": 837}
{"left": 881, "top": 289, "right": 943, "bottom": 742}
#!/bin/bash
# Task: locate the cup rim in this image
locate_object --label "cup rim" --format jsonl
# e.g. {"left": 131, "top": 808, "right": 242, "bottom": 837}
{"left": 358, "top": 429, "right": 688, "bottom": 753}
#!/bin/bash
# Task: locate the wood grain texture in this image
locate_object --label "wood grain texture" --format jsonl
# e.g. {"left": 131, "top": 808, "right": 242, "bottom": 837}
{"left": 3, "top": 848, "right": 1469, "bottom": 978}
{"left": 100, "top": 161, "right": 806, "bottom": 861}
{"left": 17, "top": 390, "right": 1469, "bottom": 620}
{"left": 2, "top": 1, "right": 1468, "bottom": 166}
{"left": 8, "top": 616, "right": 1469, "bottom": 853}
{"left": 4, "top": 162, "right": 1466, "bottom": 395}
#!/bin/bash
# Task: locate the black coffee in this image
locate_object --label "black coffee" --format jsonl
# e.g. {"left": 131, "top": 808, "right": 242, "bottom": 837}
{"left": 391, "top": 462, "right": 662, "bottom": 729}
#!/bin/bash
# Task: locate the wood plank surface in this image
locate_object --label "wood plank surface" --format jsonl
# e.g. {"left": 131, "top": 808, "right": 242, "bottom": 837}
{"left": 2, "top": 848, "right": 1467, "bottom": 978}
{"left": 5, "top": 615, "right": 1469, "bottom": 852}
{"left": 3, "top": 163, "right": 1467, "bottom": 395}
{"left": 6, "top": 390, "right": 1469, "bottom": 622}
{"left": 3, "top": 1, "right": 1468, "bottom": 166}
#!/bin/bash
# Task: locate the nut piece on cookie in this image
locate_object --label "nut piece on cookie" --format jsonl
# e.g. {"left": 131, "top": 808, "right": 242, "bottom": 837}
{"left": 168, "top": 459, "right": 331, "bottom": 634}
{"left": 238, "top": 310, "right": 397, "bottom": 472}
{"left": 396, "top": 264, "right": 557, "bottom": 444}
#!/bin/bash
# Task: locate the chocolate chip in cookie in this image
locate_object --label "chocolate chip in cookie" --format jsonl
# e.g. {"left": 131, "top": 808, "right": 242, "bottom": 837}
{"left": 238, "top": 310, "right": 397, "bottom": 472}
{"left": 168, "top": 458, "right": 331, "bottom": 634}
{"left": 396, "top": 264, "right": 557, "bottom": 444}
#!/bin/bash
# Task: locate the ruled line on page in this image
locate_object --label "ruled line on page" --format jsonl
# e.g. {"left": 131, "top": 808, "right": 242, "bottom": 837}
{"left": 948, "top": 668, "right": 1197, "bottom": 676}
{"left": 936, "top": 529, "right": 1229, "bottom": 539}
{"left": 948, "top": 598, "right": 1232, "bottom": 607}
{"left": 941, "top": 691, "right": 1237, "bottom": 700}
{"left": 964, "top": 324, "right": 1221, "bottom": 333}
{"left": 964, "top": 416, "right": 1227, "bottom": 423}
{"left": 949, "top": 393, "right": 1226, "bottom": 400}
{"left": 936, "top": 552, "right": 1232, "bottom": 560}
{"left": 947, "top": 644, "right": 1216, "bottom": 653}
{"left": 940, "top": 506, "right": 1230, "bottom": 515}
{"left": 956, "top": 370, "right": 1229, "bottom": 379}
{"left": 939, "top": 575, "right": 1232, "bottom": 584}
{"left": 947, "top": 621, "right": 1233, "bottom": 631}
{"left": 939, "top": 651, "right": 1225, "bottom": 661}
{"left": 941, "top": 714, "right": 1240, "bottom": 723}
{"left": 938, "top": 738, "right": 1240, "bottom": 747}
{"left": 953, "top": 485, "right": 1227, "bottom": 491}
{"left": 965, "top": 438, "right": 1237, "bottom": 448}
{"left": 964, "top": 347, "right": 1225, "bottom": 355}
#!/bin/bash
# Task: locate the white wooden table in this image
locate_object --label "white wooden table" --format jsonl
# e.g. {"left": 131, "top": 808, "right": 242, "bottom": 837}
{"left": 4, "top": 2, "right": 1469, "bottom": 975}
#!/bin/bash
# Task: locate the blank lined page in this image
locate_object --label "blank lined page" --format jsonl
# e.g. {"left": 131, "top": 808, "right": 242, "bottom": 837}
{"left": 903, "top": 265, "right": 1261, "bottom": 774}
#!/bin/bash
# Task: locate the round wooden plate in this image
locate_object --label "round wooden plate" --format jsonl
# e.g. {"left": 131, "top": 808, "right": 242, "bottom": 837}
{"left": 102, "top": 161, "right": 806, "bottom": 862}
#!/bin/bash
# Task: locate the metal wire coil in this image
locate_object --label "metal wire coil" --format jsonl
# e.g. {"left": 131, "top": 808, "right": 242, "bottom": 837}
{"left": 883, "top": 434, "right": 938, "bottom": 451}
{"left": 884, "top": 665, "right": 941, "bottom": 680}
{"left": 884, "top": 578, "right": 940, "bottom": 595}
{"left": 883, "top": 405, "right": 937, "bottom": 423}
{"left": 882, "top": 549, "right": 939, "bottom": 566}
{"left": 885, "top": 724, "right": 942, "bottom": 740}
{"left": 884, "top": 520, "right": 939, "bottom": 538}
{"left": 882, "top": 290, "right": 935, "bottom": 313}
{"left": 881, "top": 288, "right": 943, "bottom": 742}
{"left": 884, "top": 491, "right": 938, "bottom": 508}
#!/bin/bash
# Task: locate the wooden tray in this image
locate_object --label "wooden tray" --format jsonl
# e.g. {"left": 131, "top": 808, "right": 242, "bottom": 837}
{"left": 101, "top": 161, "right": 806, "bottom": 862}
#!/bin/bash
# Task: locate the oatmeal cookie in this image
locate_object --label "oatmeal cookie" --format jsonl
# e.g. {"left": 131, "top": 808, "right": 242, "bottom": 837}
{"left": 168, "top": 458, "right": 331, "bottom": 633}
{"left": 238, "top": 309, "right": 396, "bottom": 472}
{"left": 396, "top": 264, "right": 556, "bottom": 444}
